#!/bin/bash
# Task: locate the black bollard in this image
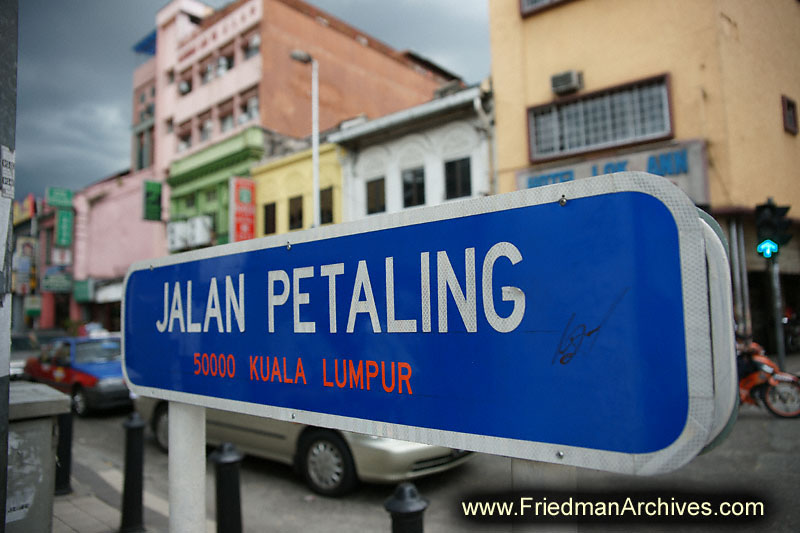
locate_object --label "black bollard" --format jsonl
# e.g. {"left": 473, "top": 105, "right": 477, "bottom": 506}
{"left": 384, "top": 483, "right": 429, "bottom": 533}
{"left": 210, "top": 442, "right": 244, "bottom": 533}
{"left": 55, "top": 411, "right": 73, "bottom": 495}
{"left": 119, "top": 412, "right": 146, "bottom": 533}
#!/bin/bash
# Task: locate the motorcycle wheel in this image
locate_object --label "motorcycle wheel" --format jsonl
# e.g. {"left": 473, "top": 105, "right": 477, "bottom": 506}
{"left": 764, "top": 381, "right": 800, "bottom": 418}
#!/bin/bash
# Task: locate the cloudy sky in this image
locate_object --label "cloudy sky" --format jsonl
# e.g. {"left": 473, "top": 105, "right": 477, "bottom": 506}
{"left": 14, "top": 0, "right": 490, "bottom": 202}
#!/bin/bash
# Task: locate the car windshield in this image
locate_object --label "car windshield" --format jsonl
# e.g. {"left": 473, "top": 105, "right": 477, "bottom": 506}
{"left": 74, "top": 340, "right": 122, "bottom": 364}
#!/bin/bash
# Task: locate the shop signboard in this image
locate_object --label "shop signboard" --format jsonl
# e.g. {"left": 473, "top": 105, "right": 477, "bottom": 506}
{"left": 229, "top": 177, "right": 255, "bottom": 242}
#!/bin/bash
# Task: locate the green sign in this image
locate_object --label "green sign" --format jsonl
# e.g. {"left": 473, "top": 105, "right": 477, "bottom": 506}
{"left": 46, "top": 187, "right": 73, "bottom": 208}
{"left": 144, "top": 181, "right": 162, "bottom": 221}
{"left": 41, "top": 269, "right": 72, "bottom": 293}
{"left": 56, "top": 209, "right": 74, "bottom": 247}
{"left": 24, "top": 295, "right": 41, "bottom": 317}
{"left": 73, "top": 279, "right": 94, "bottom": 303}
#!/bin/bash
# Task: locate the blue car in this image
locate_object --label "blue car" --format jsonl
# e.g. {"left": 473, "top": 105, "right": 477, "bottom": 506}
{"left": 24, "top": 335, "right": 132, "bottom": 416}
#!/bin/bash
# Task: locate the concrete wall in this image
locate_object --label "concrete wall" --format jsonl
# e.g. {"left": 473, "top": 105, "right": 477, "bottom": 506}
{"left": 488, "top": 0, "right": 800, "bottom": 211}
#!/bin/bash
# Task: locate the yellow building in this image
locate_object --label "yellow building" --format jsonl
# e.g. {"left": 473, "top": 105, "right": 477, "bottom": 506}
{"left": 251, "top": 143, "right": 343, "bottom": 236}
{"left": 489, "top": 0, "right": 800, "bottom": 346}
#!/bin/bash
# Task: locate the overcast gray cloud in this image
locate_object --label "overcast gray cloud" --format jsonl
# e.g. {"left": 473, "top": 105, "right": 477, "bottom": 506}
{"left": 14, "top": 0, "right": 490, "bottom": 202}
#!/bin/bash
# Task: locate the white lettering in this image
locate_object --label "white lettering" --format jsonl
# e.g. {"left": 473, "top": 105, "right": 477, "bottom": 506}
{"left": 321, "top": 263, "right": 344, "bottom": 333}
{"left": 482, "top": 242, "right": 526, "bottom": 332}
{"left": 386, "top": 257, "right": 416, "bottom": 333}
{"left": 347, "top": 260, "right": 381, "bottom": 333}
{"left": 437, "top": 248, "right": 476, "bottom": 333}
{"left": 268, "top": 270, "right": 290, "bottom": 333}
{"left": 293, "top": 267, "right": 315, "bottom": 333}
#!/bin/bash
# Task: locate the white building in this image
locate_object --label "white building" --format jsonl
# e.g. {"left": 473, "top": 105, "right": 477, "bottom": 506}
{"left": 329, "top": 85, "right": 495, "bottom": 222}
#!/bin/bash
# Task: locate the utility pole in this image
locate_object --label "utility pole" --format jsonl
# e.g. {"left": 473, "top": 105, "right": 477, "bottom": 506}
{"left": 755, "top": 198, "right": 793, "bottom": 369}
{"left": 0, "top": 1, "right": 19, "bottom": 530}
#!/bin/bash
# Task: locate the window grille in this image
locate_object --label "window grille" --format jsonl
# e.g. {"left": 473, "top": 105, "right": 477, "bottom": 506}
{"left": 529, "top": 77, "right": 670, "bottom": 159}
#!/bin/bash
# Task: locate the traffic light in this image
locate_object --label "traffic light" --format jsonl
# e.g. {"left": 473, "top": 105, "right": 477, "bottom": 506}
{"left": 755, "top": 198, "right": 792, "bottom": 258}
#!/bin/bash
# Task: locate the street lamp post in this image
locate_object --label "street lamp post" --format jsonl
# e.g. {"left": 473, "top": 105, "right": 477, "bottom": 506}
{"left": 290, "top": 49, "right": 320, "bottom": 228}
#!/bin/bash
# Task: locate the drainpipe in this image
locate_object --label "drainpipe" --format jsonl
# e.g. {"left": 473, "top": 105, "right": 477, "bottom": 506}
{"left": 473, "top": 87, "right": 497, "bottom": 196}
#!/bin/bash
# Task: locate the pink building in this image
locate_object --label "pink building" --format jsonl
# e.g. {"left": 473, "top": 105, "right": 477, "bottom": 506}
{"left": 69, "top": 168, "right": 165, "bottom": 331}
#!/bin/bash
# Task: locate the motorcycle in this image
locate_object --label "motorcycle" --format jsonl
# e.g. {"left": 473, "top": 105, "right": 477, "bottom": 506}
{"left": 737, "top": 338, "right": 800, "bottom": 418}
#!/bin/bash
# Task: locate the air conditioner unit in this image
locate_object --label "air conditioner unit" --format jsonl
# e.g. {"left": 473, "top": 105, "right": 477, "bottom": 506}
{"left": 179, "top": 80, "right": 190, "bottom": 94}
{"left": 249, "top": 35, "right": 260, "bottom": 48}
{"left": 551, "top": 70, "right": 583, "bottom": 95}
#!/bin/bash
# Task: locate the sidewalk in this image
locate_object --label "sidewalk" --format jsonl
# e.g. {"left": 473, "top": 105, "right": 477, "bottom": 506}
{"left": 53, "top": 461, "right": 171, "bottom": 533}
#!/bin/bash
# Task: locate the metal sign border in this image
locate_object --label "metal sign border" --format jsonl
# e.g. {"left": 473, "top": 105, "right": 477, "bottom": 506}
{"left": 123, "top": 171, "right": 714, "bottom": 475}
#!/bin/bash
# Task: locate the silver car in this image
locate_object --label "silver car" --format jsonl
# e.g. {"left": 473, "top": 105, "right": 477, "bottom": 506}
{"left": 134, "top": 395, "right": 472, "bottom": 496}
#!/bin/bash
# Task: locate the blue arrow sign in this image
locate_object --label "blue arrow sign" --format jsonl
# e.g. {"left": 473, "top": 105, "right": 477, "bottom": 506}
{"left": 757, "top": 239, "right": 778, "bottom": 258}
{"left": 123, "top": 173, "right": 717, "bottom": 475}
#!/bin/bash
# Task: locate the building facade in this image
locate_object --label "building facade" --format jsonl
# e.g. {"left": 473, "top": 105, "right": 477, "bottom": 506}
{"left": 489, "top": 0, "right": 800, "bottom": 347}
{"left": 71, "top": 168, "right": 166, "bottom": 332}
{"left": 251, "top": 142, "right": 342, "bottom": 236}
{"left": 136, "top": 0, "right": 458, "bottom": 252}
{"left": 329, "top": 85, "right": 494, "bottom": 223}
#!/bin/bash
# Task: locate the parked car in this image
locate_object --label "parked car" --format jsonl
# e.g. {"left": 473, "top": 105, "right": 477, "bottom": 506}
{"left": 24, "top": 335, "right": 132, "bottom": 416}
{"left": 135, "top": 395, "right": 473, "bottom": 496}
{"left": 10, "top": 329, "right": 68, "bottom": 380}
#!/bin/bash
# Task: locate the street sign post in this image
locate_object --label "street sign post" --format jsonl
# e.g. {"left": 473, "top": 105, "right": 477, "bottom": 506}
{"left": 124, "top": 172, "right": 727, "bottom": 475}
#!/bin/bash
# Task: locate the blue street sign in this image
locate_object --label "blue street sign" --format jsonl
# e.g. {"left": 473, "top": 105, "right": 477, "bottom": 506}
{"left": 123, "top": 172, "right": 719, "bottom": 475}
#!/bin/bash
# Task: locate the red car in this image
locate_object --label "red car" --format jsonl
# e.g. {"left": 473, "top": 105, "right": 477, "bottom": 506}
{"left": 24, "top": 335, "right": 132, "bottom": 416}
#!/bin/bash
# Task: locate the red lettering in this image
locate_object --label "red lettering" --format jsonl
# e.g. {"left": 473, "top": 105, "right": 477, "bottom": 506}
{"left": 366, "top": 360, "right": 379, "bottom": 391}
{"left": 250, "top": 355, "right": 258, "bottom": 380}
{"left": 272, "top": 356, "right": 282, "bottom": 382}
{"left": 335, "top": 359, "right": 347, "bottom": 388}
{"left": 295, "top": 357, "right": 306, "bottom": 385}
{"left": 201, "top": 353, "right": 209, "bottom": 375}
{"left": 210, "top": 353, "right": 217, "bottom": 376}
{"left": 323, "top": 359, "right": 333, "bottom": 387}
{"left": 349, "top": 360, "right": 363, "bottom": 389}
{"left": 260, "top": 356, "right": 269, "bottom": 381}
{"left": 194, "top": 353, "right": 201, "bottom": 375}
{"left": 228, "top": 354, "right": 235, "bottom": 378}
{"left": 283, "top": 357, "right": 293, "bottom": 383}
{"left": 398, "top": 362, "right": 412, "bottom": 395}
{"left": 381, "top": 361, "right": 395, "bottom": 393}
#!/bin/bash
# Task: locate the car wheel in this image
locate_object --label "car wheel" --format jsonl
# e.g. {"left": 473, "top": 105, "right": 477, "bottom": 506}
{"left": 153, "top": 403, "right": 169, "bottom": 453}
{"left": 298, "top": 429, "right": 357, "bottom": 496}
{"left": 72, "top": 387, "right": 89, "bottom": 417}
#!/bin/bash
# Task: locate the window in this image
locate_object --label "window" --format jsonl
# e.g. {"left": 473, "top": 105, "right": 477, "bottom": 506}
{"left": 220, "top": 113, "right": 234, "bottom": 133}
{"left": 139, "top": 92, "right": 145, "bottom": 103}
{"left": 151, "top": 86, "right": 156, "bottom": 98}
{"left": 520, "top": 0, "right": 573, "bottom": 16}
{"left": 445, "top": 158, "right": 471, "bottom": 199}
{"left": 177, "top": 131, "right": 191, "bottom": 152}
{"left": 201, "top": 58, "right": 215, "bottom": 85}
{"left": 366, "top": 177, "right": 385, "bottom": 215}
{"left": 205, "top": 188, "right": 216, "bottom": 204}
{"left": 263, "top": 203, "right": 276, "bottom": 235}
{"left": 166, "top": 118, "right": 174, "bottom": 134}
{"left": 244, "top": 33, "right": 260, "bottom": 59}
{"left": 402, "top": 167, "right": 425, "bottom": 208}
{"left": 289, "top": 196, "right": 303, "bottom": 230}
{"left": 200, "top": 118, "right": 213, "bottom": 142}
{"left": 239, "top": 94, "right": 259, "bottom": 124}
{"left": 218, "top": 53, "right": 234, "bottom": 76}
{"left": 178, "top": 71, "right": 192, "bottom": 96}
{"left": 320, "top": 187, "right": 333, "bottom": 225}
{"left": 528, "top": 75, "right": 671, "bottom": 160}
{"left": 185, "top": 194, "right": 195, "bottom": 210}
{"left": 166, "top": 69, "right": 174, "bottom": 85}
{"left": 783, "top": 96, "right": 798, "bottom": 135}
